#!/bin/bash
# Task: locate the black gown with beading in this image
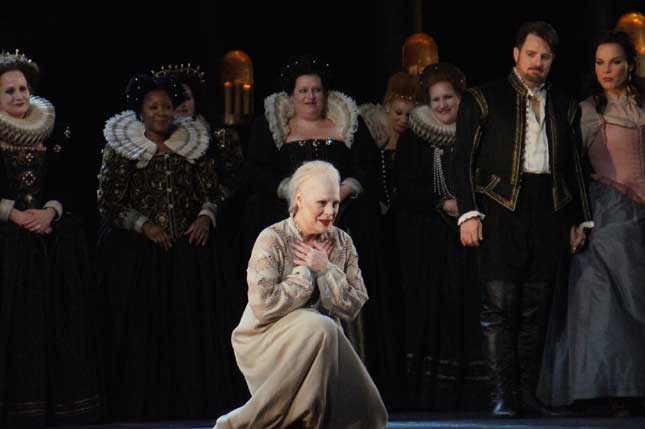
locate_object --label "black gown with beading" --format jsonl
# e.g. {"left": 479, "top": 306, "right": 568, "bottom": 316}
{"left": 0, "top": 98, "right": 102, "bottom": 428}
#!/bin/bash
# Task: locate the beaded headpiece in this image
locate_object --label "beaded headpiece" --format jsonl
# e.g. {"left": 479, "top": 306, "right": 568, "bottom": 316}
{"left": 418, "top": 63, "right": 467, "bottom": 102}
{"left": 0, "top": 49, "right": 40, "bottom": 91}
{"left": 383, "top": 72, "right": 418, "bottom": 105}
{"left": 125, "top": 74, "right": 186, "bottom": 117}
{"left": 279, "top": 55, "right": 333, "bottom": 93}
{"left": 151, "top": 63, "right": 206, "bottom": 85}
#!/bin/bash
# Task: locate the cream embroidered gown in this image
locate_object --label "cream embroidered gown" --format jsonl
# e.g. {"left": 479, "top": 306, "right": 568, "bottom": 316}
{"left": 215, "top": 218, "right": 387, "bottom": 429}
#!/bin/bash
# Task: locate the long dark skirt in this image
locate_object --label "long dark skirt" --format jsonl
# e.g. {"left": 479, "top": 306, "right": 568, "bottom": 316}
{"left": 98, "top": 226, "right": 241, "bottom": 421}
{"left": 399, "top": 209, "right": 487, "bottom": 411}
{"left": 346, "top": 198, "right": 405, "bottom": 411}
{"left": 0, "top": 216, "right": 103, "bottom": 429}
{"left": 538, "top": 181, "right": 645, "bottom": 406}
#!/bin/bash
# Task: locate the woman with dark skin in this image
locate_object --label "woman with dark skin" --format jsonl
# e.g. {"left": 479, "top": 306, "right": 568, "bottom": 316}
{"left": 97, "top": 74, "right": 236, "bottom": 420}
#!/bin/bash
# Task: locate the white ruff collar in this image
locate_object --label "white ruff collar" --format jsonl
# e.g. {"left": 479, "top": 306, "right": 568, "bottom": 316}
{"left": 264, "top": 90, "right": 359, "bottom": 150}
{"left": 0, "top": 96, "right": 55, "bottom": 146}
{"left": 358, "top": 103, "right": 390, "bottom": 149}
{"left": 103, "top": 111, "right": 210, "bottom": 168}
{"left": 409, "top": 105, "right": 455, "bottom": 147}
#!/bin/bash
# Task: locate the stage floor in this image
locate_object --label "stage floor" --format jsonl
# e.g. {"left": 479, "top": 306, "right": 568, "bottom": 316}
{"left": 56, "top": 413, "right": 645, "bottom": 429}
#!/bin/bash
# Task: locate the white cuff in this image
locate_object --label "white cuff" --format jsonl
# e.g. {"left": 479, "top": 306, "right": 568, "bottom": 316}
{"left": 0, "top": 198, "right": 16, "bottom": 222}
{"left": 123, "top": 209, "right": 149, "bottom": 232}
{"left": 458, "top": 210, "right": 485, "bottom": 226}
{"left": 341, "top": 177, "right": 363, "bottom": 198}
{"left": 578, "top": 221, "right": 594, "bottom": 230}
{"left": 133, "top": 215, "right": 149, "bottom": 233}
{"left": 198, "top": 207, "right": 217, "bottom": 228}
{"left": 43, "top": 200, "right": 63, "bottom": 220}
{"left": 277, "top": 177, "right": 290, "bottom": 199}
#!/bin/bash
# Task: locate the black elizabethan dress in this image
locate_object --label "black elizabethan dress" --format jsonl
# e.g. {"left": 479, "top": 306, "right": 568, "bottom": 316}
{"left": 357, "top": 102, "right": 407, "bottom": 411}
{"left": 97, "top": 112, "right": 239, "bottom": 420}
{"left": 397, "top": 104, "right": 486, "bottom": 410}
{"left": 0, "top": 96, "right": 102, "bottom": 428}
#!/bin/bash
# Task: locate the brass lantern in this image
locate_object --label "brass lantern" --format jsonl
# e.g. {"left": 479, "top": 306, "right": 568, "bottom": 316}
{"left": 402, "top": 33, "right": 439, "bottom": 75}
{"left": 221, "top": 50, "right": 254, "bottom": 125}
{"left": 616, "top": 12, "right": 645, "bottom": 77}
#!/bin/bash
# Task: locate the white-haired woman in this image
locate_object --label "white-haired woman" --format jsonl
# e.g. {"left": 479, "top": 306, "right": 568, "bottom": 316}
{"left": 215, "top": 161, "right": 387, "bottom": 429}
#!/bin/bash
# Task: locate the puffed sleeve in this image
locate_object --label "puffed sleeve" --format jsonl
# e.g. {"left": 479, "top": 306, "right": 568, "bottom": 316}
{"left": 343, "top": 116, "right": 375, "bottom": 198}
{"left": 246, "top": 116, "right": 283, "bottom": 198}
{"left": 247, "top": 227, "right": 315, "bottom": 324}
{"left": 96, "top": 146, "right": 148, "bottom": 232}
{"left": 212, "top": 127, "right": 244, "bottom": 199}
{"left": 193, "top": 151, "right": 220, "bottom": 226}
{"left": 579, "top": 99, "right": 603, "bottom": 150}
{"left": 42, "top": 133, "right": 68, "bottom": 220}
{"left": 0, "top": 152, "right": 13, "bottom": 222}
{"left": 317, "top": 232, "right": 368, "bottom": 321}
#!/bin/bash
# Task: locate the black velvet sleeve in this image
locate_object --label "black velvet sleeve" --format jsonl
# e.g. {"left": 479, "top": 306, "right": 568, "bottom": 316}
{"left": 43, "top": 132, "right": 69, "bottom": 212}
{"left": 245, "top": 115, "right": 282, "bottom": 198}
{"left": 452, "top": 91, "right": 484, "bottom": 216}
{"left": 567, "top": 100, "right": 593, "bottom": 225}
{"left": 396, "top": 131, "right": 442, "bottom": 212}
{"left": 212, "top": 127, "right": 244, "bottom": 199}
{"left": 347, "top": 117, "right": 375, "bottom": 194}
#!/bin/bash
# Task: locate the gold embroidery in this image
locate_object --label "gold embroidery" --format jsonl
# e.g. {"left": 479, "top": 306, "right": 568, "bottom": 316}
{"left": 468, "top": 88, "right": 488, "bottom": 119}
{"left": 512, "top": 93, "right": 524, "bottom": 186}
{"left": 466, "top": 88, "right": 488, "bottom": 212}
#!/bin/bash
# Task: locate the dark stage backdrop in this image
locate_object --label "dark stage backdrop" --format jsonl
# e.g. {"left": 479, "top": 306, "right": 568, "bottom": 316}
{"left": 0, "top": 0, "right": 641, "bottom": 235}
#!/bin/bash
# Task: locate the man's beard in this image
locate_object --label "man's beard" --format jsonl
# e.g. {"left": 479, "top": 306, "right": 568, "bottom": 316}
{"left": 524, "top": 68, "right": 546, "bottom": 85}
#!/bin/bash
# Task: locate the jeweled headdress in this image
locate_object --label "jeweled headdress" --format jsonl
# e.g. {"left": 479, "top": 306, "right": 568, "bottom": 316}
{"left": 151, "top": 63, "right": 205, "bottom": 85}
{"left": 0, "top": 49, "right": 40, "bottom": 91}
{"left": 383, "top": 72, "right": 418, "bottom": 105}
{"left": 278, "top": 55, "right": 333, "bottom": 93}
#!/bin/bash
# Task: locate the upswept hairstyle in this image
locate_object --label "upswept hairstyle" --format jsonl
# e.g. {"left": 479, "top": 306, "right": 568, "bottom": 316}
{"left": 279, "top": 55, "right": 333, "bottom": 95}
{"left": 418, "top": 63, "right": 467, "bottom": 103}
{"left": 0, "top": 50, "right": 40, "bottom": 92}
{"left": 589, "top": 30, "right": 644, "bottom": 113}
{"left": 125, "top": 74, "right": 186, "bottom": 119}
{"left": 288, "top": 160, "right": 340, "bottom": 214}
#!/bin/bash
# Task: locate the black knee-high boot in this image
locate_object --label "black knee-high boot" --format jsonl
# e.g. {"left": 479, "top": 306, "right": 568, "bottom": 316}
{"left": 481, "top": 281, "right": 519, "bottom": 417}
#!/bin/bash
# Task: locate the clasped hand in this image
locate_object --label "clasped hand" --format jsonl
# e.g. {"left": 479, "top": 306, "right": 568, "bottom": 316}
{"left": 184, "top": 215, "right": 211, "bottom": 246}
{"left": 569, "top": 225, "right": 587, "bottom": 254}
{"left": 10, "top": 208, "right": 55, "bottom": 234}
{"left": 142, "top": 215, "right": 211, "bottom": 251}
{"left": 292, "top": 240, "right": 333, "bottom": 273}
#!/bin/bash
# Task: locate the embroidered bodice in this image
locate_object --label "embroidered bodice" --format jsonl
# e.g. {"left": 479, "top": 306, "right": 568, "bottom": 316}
{"left": 0, "top": 96, "right": 61, "bottom": 219}
{"left": 0, "top": 144, "right": 48, "bottom": 210}
{"left": 581, "top": 95, "right": 645, "bottom": 203}
{"left": 98, "top": 112, "right": 219, "bottom": 238}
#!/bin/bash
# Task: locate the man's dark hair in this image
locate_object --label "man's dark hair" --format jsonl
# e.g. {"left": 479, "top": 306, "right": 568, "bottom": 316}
{"left": 515, "top": 21, "right": 559, "bottom": 55}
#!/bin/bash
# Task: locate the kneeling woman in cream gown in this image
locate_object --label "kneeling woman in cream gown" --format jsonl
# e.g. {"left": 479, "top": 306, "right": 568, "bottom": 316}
{"left": 215, "top": 161, "right": 387, "bottom": 429}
